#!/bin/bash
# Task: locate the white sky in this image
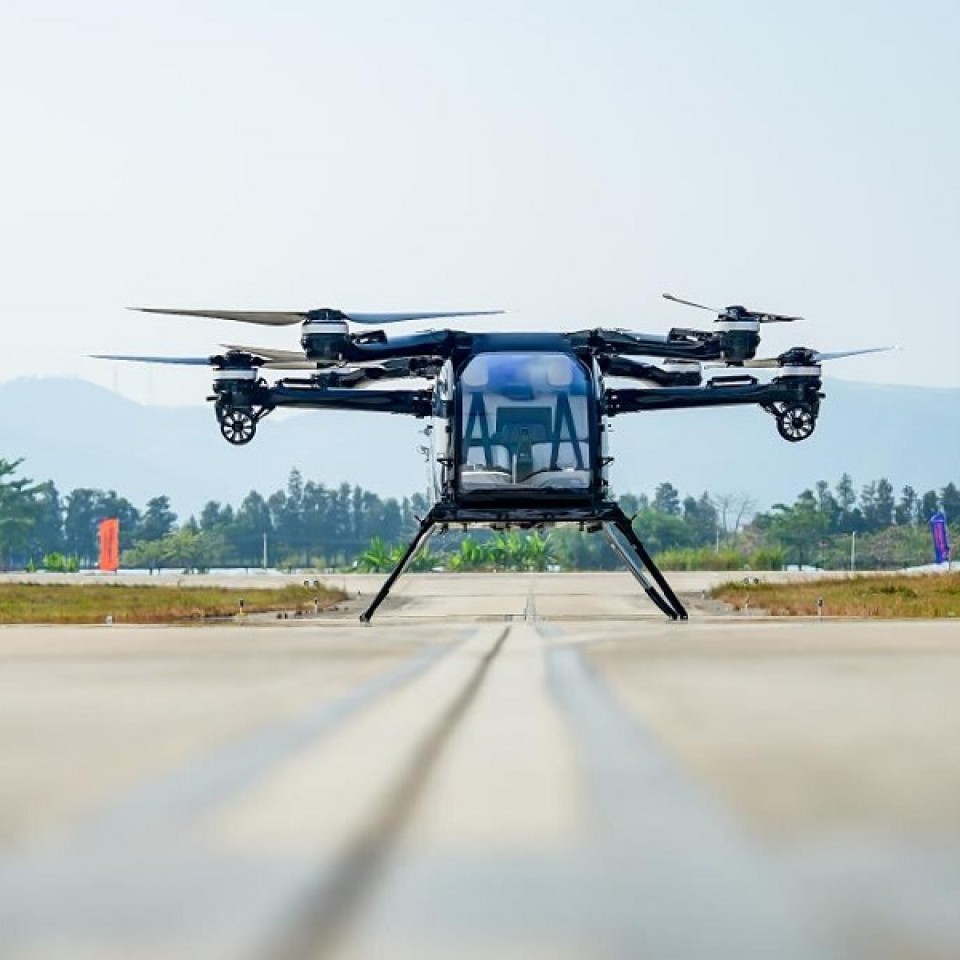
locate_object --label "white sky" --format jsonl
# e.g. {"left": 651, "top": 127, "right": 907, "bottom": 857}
{"left": 2, "top": 0, "right": 958, "bottom": 405}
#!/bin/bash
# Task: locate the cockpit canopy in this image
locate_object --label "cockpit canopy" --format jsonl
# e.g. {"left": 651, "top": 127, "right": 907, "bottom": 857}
{"left": 458, "top": 352, "right": 593, "bottom": 494}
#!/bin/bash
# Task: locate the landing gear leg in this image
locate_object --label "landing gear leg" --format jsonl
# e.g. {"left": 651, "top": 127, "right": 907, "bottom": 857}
{"left": 601, "top": 506, "right": 688, "bottom": 620}
{"left": 775, "top": 402, "right": 817, "bottom": 442}
{"left": 359, "top": 508, "right": 439, "bottom": 623}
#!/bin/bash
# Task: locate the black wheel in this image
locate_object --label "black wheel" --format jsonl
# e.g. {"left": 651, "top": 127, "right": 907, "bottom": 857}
{"left": 219, "top": 410, "right": 256, "bottom": 445}
{"left": 776, "top": 403, "right": 816, "bottom": 442}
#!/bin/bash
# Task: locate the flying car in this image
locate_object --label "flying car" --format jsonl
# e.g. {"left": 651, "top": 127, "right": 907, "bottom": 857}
{"left": 96, "top": 296, "right": 890, "bottom": 621}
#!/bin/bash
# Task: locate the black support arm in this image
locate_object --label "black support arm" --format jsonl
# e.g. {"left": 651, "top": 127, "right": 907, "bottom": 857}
{"left": 605, "top": 376, "right": 822, "bottom": 416}
{"left": 263, "top": 384, "right": 433, "bottom": 417}
{"left": 340, "top": 329, "right": 462, "bottom": 363}
{"left": 599, "top": 355, "right": 702, "bottom": 386}
{"left": 568, "top": 326, "right": 762, "bottom": 364}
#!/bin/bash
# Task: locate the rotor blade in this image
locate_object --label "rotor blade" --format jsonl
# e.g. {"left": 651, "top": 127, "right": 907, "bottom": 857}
{"left": 95, "top": 351, "right": 324, "bottom": 371}
{"left": 221, "top": 346, "right": 427, "bottom": 374}
{"left": 343, "top": 310, "right": 504, "bottom": 324}
{"left": 812, "top": 346, "right": 895, "bottom": 362}
{"left": 737, "top": 345, "right": 896, "bottom": 368}
{"left": 662, "top": 293, "right": 721, "bottom": 313}
{"left": 91, "top": 353, "right": 213, "bottom": 366}
{"left": 221, "top": 344, "right": 309, "bottom": 363}
{"left": 133, "top": 307, "right": 504, "bottom": 326}
{"left": 132, "top": 308, "right": 307, "bottom": 326}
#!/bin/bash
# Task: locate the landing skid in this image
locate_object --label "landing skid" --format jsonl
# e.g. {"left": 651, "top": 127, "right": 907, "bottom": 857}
{"left": 600, "top": 506, "right": 688, "bottom": 620}
{"left": 359, "top": 516, "right": 438, "bottom": 623}
{"left": 359, "top": 502, "right": 688, "bottom": 623}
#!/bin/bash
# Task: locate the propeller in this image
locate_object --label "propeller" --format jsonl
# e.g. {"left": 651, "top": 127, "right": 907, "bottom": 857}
{"left": 92, "top": 350, "right": 434, "bottom": 382}
{"left": 710, "top": 345, "right": 896, "bottom": 369}
{"left": 91, "top": 354, "right": 214, "bottom": 366}
{"left": 91, "top": 352, "right": 317, "bottom": 371}
{"left": 808, "top": 347, "right": 895, "bottom": 363}
{"left": 663, "top": 293, "right": 803, "bottom": 324}
{"left": 131, "top": 307, "right": 504, "bottom": 327}
{"left": 662, "top": 293, "right": 722, "bottom": 313}
{"left": 221, "top": 344, "right": 314, "bottom": 366}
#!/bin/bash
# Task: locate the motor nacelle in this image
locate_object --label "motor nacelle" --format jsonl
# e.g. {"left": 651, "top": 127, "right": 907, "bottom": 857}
{"left": 210, "top": 364, "right": 259, "bottom": 404}
{"left": 660, "top": 359, "right": 703, "bottom": 387}
{"left": 208, "top": 363, "right": 271, "bottom": 446}
{"left": 719, "top": 326, "right": 761, "bottom": 363}
{"left": 300, "top": 310, "right": 351, "bottom": 362}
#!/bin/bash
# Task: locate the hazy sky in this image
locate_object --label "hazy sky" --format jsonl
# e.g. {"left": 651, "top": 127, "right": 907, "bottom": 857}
{"left": 2, "top": 0, "right": 958, "bottom": 405}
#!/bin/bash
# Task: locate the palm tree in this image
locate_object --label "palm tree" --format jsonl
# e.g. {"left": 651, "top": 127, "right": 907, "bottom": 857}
{"left": 409, "top": 546, "right": 439, "bottom": 572}
{"left": 448, "top": 537, "right": 491, "bottom": 571}
{"left": 489, "top": 531, "right": 529, "bottom": 571}
{"left": 523, "top": 531, "right": 557, "bottom": 571}
{"left": 357, "top": 537, "right": 395, "bottom": 572}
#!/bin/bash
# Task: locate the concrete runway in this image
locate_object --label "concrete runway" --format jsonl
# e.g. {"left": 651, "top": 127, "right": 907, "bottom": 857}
{"left": 1, "top": 573, "right": 959, "bottom": 959}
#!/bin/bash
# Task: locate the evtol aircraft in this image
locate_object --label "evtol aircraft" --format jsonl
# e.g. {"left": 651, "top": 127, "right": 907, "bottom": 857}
{"left": 97, "top": 295, "right": 889, "bottom": 621}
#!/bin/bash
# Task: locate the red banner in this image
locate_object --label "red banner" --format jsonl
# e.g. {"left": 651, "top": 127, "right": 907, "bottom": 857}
{"left": 98, "top": 518, "right": 120, "bottom": 572}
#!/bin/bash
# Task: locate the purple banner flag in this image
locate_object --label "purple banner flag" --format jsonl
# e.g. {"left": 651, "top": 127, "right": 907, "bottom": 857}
{"left": 930, "top": 510, "right": 951, "bottom": 565}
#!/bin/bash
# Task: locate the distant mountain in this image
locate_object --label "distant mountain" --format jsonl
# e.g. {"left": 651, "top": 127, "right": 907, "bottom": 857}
{"left": 4, "top": 376, "right": 958, "bottom": 517}
{"left": 3, "top": 377, "right": 428, "bottom": 517}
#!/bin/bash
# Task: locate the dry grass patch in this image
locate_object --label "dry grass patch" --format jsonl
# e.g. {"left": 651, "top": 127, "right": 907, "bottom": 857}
{"left": 712, "top": 572, "right": 960, "bottom": 618}
{"left": 0, "top": 583, "right": 347, "bottom": 624}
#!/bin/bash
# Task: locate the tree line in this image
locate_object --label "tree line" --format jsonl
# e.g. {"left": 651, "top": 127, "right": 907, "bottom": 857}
{"left": 0, "top": 457, "right": 955, "bottom": 572}
{"left": 0, "top": 460, "right": 428, "bottom": 571}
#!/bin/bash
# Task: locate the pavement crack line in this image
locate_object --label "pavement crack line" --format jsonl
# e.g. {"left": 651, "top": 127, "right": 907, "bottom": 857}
{"left": 0, "top": 632, "right": 483, "bottom": 958}
{"left": 260, "top": 625, "right": 511, "bottom": 960}
{"left": 541, "top": 627, "right": 836, "bottom": 960}
{"left": 524, "top": 590, "right": 537, "bottom": 622}
{"left": 1, "top": 641, "right": 460, "bottom": 885}
{"left": 73, "top": 645, "right": 455, "bottom": 853}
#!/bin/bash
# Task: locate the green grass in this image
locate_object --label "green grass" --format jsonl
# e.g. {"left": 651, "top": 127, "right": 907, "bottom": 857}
{"left": 0, "top": 583, "right": 347, "bottom": 624}
{"left": 711, "top": 572, "right": 960, "bottom": 618}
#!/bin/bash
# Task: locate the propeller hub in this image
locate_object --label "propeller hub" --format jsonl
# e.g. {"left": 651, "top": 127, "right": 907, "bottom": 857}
{"left": 779, "top": 347, "right": 818, "bottom": 366}
{"left": 774, "top": 347, "right": 822, "bottom": 379}
{"left": 305, "top": 308, "right": 350, "bottom": 323}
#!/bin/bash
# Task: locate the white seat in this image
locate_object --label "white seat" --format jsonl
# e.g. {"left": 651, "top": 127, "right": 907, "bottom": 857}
{"left": 528, "top": 472, "right": 589, "bottom": 489}
{"left": 460, "top": 443, "right": 512, "bottom": 490}
{"left": 464, "top": 444, "right": 511, "bottom": 471}
{"left": 461, "top": 471, "right": 514, "bottom": 489}
{"left": 530, "top": 441, "right": 589, "bottom": 472}
{"left": 526, "top": 442, "right": 590, "bottom": 489}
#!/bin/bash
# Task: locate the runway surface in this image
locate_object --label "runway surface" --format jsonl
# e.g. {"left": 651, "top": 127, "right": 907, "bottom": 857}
{"left": 1, "top": 573, "right": 959, "bottom": 959}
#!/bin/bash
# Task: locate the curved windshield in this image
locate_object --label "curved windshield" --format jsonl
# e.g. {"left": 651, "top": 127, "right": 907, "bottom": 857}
{"left": 458, "top": 352, "right": 592, "bottom": 493}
